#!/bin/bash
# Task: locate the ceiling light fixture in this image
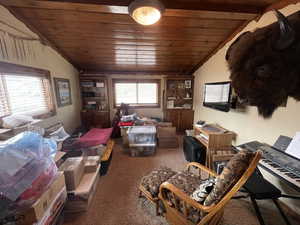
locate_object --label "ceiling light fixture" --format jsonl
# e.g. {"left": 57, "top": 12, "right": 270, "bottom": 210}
{"left": 128, "top": 0, "right": 165, "bottom": 26}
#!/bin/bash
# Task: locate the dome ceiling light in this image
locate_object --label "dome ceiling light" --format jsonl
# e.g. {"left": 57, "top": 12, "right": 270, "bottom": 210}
{"left": 128, "top": 0, "right": 165, "bottom": 26}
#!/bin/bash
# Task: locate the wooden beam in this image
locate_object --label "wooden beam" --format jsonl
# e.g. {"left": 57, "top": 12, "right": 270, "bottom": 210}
{"left": 2, "top": 5, "right": 79, "bottom": 69}
{"left": 189, "top": 0, "right": 300, "bottom": 74}
{"left": 0, "top": 0, "right": 257, "bottom": 20}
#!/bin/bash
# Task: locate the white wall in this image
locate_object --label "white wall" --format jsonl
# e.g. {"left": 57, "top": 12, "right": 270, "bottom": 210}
{"left": 0, "top": 6, "right": 81, "bottom": 133}
{"left": 193, "top": 3, "right": 300, "bottom": 213}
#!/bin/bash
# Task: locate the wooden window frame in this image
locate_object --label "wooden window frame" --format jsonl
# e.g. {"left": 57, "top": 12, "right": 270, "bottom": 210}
{"left": 112, "top": 79, "right": 161, "bottom": 109}
{"left": 0, "top": 61, "right": 56, "bottom": 119}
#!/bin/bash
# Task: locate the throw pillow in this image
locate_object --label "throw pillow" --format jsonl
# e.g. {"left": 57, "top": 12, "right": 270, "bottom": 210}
{"left": 204, "top": 150, "right": 254, "bottom": 206}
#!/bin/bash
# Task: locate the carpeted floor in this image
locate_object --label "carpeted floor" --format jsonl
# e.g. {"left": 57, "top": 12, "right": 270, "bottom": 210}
{"left": 64, "top": 138, "right": 298, "bottom": 225}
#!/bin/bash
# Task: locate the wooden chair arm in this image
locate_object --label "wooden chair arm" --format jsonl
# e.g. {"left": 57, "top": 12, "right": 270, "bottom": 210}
{"left": 186, "top": 162, "right": 218, "bottom": 177}
{"left": 159, "top": 181, "right": 215, "bottom": 213}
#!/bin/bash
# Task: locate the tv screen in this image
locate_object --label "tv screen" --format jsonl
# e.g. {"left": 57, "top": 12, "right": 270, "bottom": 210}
{"left": 203, "top": 81, "right": 231, "bottom": 112}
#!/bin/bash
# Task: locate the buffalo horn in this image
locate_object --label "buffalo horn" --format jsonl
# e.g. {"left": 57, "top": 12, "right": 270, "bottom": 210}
{"left": 273, "top": 10, "right": 295, "bottom": 50}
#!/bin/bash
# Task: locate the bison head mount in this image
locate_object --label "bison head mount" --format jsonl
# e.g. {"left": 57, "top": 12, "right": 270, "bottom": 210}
{"left": 226, "top": 10, "right": 300, "bottom": 118}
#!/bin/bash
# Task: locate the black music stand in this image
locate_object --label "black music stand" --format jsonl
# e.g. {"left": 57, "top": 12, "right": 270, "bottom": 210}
{"left": 235, "top": 168, "right": 300, "bottom": 225}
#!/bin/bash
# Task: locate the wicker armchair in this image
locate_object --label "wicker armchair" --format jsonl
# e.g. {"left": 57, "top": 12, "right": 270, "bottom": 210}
{"left": 158, "top": 151, "right": 262, "bottom": 225}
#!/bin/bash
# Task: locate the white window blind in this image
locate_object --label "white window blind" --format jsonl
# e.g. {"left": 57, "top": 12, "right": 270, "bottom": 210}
{"left": 0, "top": 73, "right": 52, "bottom": 117}
{"left": 114, "top": 80, "right": 159, "bottom": 106}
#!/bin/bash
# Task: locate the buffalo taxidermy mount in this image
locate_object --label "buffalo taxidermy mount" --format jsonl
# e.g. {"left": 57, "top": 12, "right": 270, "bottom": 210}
{"left": 226, "top": 10, "right": 300, "bottom": 118}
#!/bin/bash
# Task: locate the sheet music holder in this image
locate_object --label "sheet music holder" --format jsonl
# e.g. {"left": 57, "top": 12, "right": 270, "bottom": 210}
{"left": 273, "top": 135, "right": 292, "bottom": 152}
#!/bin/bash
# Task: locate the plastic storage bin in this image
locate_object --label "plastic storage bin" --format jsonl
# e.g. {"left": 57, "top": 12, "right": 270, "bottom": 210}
{"left": 127, "top": 126, "right": 156, "bottom": 147}
{"left": 129, "top": 145, "right": 156, "bottom": 157}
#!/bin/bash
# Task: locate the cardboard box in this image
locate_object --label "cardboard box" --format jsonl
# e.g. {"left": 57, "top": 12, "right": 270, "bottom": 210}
{"left": 59, "top": 157, "right": 85, "bottom": 191}
{"left": 18, "top": 172, "right": 66, "bottom": 225}
{"left": 158, "top": 137, "right": 179, "bottom": 148}
{"left": 84, "top": 156, "right": 100, "bottom": 173}
{"left": 157, "top": 122, "right": 172, "bottom": 127}
{"left": 64, "top": 165, "right": 100, "bottom": 213}
{"left": 34, "top": 187, "right": 67, "bottom": 225}
{"left": 54, "top": 151, "right": 66, "bottom": 168}
{"left": 157, "top": 127, "right": 176, "bottom": 138}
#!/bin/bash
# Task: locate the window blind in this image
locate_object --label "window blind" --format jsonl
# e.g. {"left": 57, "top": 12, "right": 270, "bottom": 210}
{"left": 0, "top": 73, "right": 52, "bottom": 117}
{"left": 114, "top": 80, "right": 159, "bottom": 107}
{"left": 0, "top": 76, "right": 10, "bottom": 117}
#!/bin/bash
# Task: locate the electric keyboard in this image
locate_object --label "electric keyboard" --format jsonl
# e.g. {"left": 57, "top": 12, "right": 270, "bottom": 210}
{"left": 236, "top": 141, "right": 300, "bottom": 193}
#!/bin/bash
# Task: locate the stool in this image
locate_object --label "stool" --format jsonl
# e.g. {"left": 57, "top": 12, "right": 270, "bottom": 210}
{"left": 139, "top": 167, "right": 177, "bottom": 215}
{"left": 236, "top": 169, "right": 300, "bottom": 225}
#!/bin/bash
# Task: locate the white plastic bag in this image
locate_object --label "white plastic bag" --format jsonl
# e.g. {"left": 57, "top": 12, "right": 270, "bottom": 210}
{"left": 0, "top": 131, "right": 58, "bottom": 219}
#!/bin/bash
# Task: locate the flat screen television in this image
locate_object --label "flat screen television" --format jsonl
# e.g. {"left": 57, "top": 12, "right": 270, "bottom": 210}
{"left": 203, "top": 81, "right": 232, "bottom": 112}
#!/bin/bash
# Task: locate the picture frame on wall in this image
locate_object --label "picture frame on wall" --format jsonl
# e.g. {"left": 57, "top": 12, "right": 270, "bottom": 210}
{"left": 185, "top": 80, "right": 192, "bottom": 89}
{"left": 54, "top": 78, "right": 72, "bottom": 107}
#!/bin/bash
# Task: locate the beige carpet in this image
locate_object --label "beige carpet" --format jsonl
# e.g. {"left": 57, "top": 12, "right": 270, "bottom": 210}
{"left": 64, "top": 138, "right": 298, "bottom": 225}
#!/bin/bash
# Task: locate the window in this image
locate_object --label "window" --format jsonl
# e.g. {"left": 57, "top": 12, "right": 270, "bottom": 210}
{"left": 0, "top": 62, "right": 55, "bottom": 118}
{"left": 113, "top": 79, "right": 160, "bottom": 107}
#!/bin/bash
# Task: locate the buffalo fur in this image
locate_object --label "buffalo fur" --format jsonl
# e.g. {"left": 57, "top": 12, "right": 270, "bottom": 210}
{"left": 226, "top": 12, "right": 300, "bottom": 118}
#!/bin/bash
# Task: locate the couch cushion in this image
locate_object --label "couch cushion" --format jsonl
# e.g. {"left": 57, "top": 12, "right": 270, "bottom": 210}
{"left": 140, "top": 167, "right": 177, "bottom": 198}
{"left": 204, "top": 149, "right": 254, "bottom": 206}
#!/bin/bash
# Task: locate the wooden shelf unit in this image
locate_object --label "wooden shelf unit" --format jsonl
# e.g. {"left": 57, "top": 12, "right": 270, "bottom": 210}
{"left": 164, "top": 77, "right": 194, "bottom": 132}
{"left": 194, "top": 124, "right": 235, "bottom": 169}
{"left": 80, "top": 76, "right": 110, "bottom": 129}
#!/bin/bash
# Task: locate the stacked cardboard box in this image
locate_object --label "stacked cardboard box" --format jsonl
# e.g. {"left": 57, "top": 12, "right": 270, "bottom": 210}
{"left": 17, "top": 172, "right": 67, "bottom": 225}
{"left": 64, "top": 165, "right": 100, "bottom": 213}
{"left": 59, "top": 156, "right": 101, "bottom": 213}
{"left": 157, "top": 126, "right": 179, "bottom": 148}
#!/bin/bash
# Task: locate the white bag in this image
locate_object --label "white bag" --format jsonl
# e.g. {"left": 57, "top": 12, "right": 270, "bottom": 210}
{"left": 2, "top": 115, "right": 34, "bottom": 129}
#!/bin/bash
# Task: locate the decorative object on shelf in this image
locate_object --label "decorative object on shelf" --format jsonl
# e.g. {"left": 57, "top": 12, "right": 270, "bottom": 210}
{"left": 183, "top": 104, "right": 192, "bottom": 109}
{"left": 167, "top": 100, "right": 174, "bottom": 109}
{"left": 96, "top": 82, "right": 104, "bottom": 88}
{"left": 177, "top": 83, "right": 185, "bottom": 89}
{"left": 80, "top": 81, "right": 94, "bottom": 87}
{"left": 185, "top": 80, "right": 192, "bottom": 89}
{"left": 226, "top": 10, "right": 300, "bottom": 118}
{"left": 128, "top": 0, "right": 165, "bottom": 26}
{"left": 54, "top": 78, "right": 72, "bottom": 107}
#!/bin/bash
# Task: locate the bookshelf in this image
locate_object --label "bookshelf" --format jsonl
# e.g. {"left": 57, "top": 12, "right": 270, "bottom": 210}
{"left": 80, "top": 77, "right": 110, "bottom": 128}
{"left": 164, "top": 77, "right": 194, "bottom": 132}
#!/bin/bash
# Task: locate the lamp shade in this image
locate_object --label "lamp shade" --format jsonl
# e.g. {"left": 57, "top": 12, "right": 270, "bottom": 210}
{"left": 128, "top": 0, "right": 165, "bottom": 25}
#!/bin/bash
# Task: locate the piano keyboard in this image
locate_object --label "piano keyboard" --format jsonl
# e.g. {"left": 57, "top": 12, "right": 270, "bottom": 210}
{"left": 236, "top": 145, "right": 300, "bottom": 192}
{"left": 259, "top": 158, "right": 300, "bottom": 192}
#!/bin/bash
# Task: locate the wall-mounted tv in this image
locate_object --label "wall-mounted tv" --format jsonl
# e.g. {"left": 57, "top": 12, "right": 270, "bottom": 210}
{"left": 203, "top": 81, "right": 232, "bottom": 112}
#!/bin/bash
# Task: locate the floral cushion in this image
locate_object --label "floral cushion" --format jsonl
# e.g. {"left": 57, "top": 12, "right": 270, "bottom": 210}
{"left": 167, "top": 171, "right": 202, "bottom": 195}
{"left": 140, "top": 167, "right": 177, "bottom": 198}
{"left": 204, "top": 150, "right": 254, "bottom": 206}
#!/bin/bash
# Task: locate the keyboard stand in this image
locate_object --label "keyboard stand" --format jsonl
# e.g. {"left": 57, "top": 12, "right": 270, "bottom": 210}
{"left": 234, "top": 168, "right": 300, "bottom": 225}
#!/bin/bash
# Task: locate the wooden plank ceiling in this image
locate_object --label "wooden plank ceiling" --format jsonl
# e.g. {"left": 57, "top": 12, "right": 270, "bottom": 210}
{"left": 0, "top": 0, "right": 279, "bottom": 75}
